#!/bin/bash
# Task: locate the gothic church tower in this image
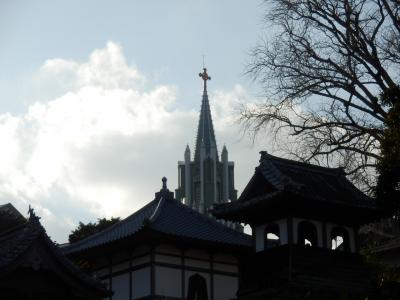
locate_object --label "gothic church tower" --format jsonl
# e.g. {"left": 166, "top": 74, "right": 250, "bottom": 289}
{"left": 175, "top": 68, "right": 237, "bottom": 215}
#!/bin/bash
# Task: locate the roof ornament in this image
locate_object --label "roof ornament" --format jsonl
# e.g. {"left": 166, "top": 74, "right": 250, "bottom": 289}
{"left": 199, "top": 67, "right": 211, "bottom": 92}
{"left": 155, "top": 177, "right": 174, "bottom": 201}
{"left": 162, "top": 176, "right": 167, "bottom": 190}
{"left": 28, "top": 204, "right": 41, "bottom": 222}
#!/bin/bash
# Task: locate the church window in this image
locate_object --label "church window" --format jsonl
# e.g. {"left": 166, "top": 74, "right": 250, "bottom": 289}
{"left": 264, "top": 223, "right": 280, "bottom": 249}
{"left": 297, "top": 221, "right": 318, "bottom": 247}
{"left": 187, "top": 274, "right": 208, "bottom": 300}
{"left": 331, "top": 227, "right": 350, "bottom": 251}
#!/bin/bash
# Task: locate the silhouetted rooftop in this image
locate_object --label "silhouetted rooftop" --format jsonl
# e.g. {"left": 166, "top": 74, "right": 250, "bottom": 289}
{"left": 212, "top": 152, "right": 384, "bottom": 225}
{"left": 63, "top": 178, "right": 251, "bottom": 255}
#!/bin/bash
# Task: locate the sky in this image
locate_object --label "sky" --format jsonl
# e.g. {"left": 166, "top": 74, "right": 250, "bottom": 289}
{"left": 0, "top": 0, "right": 275, "bottom": 242}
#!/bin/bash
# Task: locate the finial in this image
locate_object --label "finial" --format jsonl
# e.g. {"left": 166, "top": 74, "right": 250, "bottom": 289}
{"left": 155, "top": 177, "right": 174, "bottom": 200}
{"left": 259, "top": 151, "right": 269, "bottom": 162}
{"left": 199, "top": 68, "right": 211, "bottom": 91}
{"left": 28, "top": 204, "right": 34, "bottom": 216}
{"left": 28, "top": 204, "right": 40, "bottom": 221}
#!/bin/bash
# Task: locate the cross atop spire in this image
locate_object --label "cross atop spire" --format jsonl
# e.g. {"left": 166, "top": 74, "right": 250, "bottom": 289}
{"left": 194, "top": 67, "right": 217, "bottom": 162}
{"left": 199, "top": 68, "right": 211, "bottom": 92}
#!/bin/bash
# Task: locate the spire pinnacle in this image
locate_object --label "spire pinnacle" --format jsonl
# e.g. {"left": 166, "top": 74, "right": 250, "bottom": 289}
{"left": 194, "top": 67, "right": 218, "bottom": 161}
{"left": 199, "top": 68, "right": 211, "bottom": 92}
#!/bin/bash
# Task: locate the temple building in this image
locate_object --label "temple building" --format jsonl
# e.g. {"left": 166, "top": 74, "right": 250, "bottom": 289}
{"left": 175, "top": 68, "right": 237, "bottom": 216}
{"left": 212, "top": 151, "right": 386, "bottom": 299}
{"left": 0, "top": 203, "right": 110, "bottom": 300}
{"left": 64, "top": 178, "right": 251, "bottom": 300}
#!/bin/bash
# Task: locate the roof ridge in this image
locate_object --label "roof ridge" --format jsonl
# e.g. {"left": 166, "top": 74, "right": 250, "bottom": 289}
{"left": 148, "top": 197, "right": 165, "bottom": 223}
{"left": 65, "top": 198, "right": 158, "bottom": 248}
{"left": 26, "top": 215, "right": 110, "bottom": 293}
{"left": 262, "top": 152, "right": 344, "bottom": 175}
{"left": 261, "top": 157, "right": 303, "bottom": 191}
{"left": 167, "top": 197, "right": 249, "bottom": 239}
{"left": 0, "top": 216, "right": 44, "bottom": 268}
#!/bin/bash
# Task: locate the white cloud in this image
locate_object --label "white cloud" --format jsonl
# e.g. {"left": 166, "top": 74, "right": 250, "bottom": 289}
{"left": 0, "top": 41, "right": 269, "bottom": 242}
{"left": 39, "top": 41, "right": 145, "bottom": 91}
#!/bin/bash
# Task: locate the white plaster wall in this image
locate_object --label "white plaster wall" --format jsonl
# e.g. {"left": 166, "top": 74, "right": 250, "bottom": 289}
{"left": 132, "top": 267, "right": 150, "bottom": 299}
{"left": 155, "top": 266, "right": 182, "bottom": 298}
{"left": 132, "top": 255, "right": 150, "bottom": 267}
{"left": 185, "top": 258, "right": 210, "bottom": 269}
{"left": 213, "top": 262, "right": 238, "bottom": 273}
{"left": 255, "top": 225, "right": 264, "bottom": 252}
{"left": 155, "top": 253, "right": 181, "bottom": 265}
{"left": 185, "top": 249, "right": 209, "bottom": 260}
{"left": 213, "top": 253, "right": 238, "bottom": 264}
{"left": 213, "top": 275, "right": 238, "bottom": 300}
{"left": 112, "top": 273, "right": 129, "bottom": 300}
{"left": 155, "top": 244, "right": 181, "bottom": 255}
{"left": 293, "top": 218, "right": 323, "bottom": 247}
{"left": 276, "top": 219, "right": 288, "bottom": 244}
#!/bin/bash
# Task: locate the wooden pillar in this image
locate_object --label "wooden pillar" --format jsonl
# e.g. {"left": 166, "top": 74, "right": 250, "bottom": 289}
{"left": 287, "top": 217, "right": 293, "bottom": 245}
{"left": 322, "top": 222, "right": 327, "bottom": 249}
{"left": 354, "top": 226, "right": 360, "bottom": 253}
{"left": 287, "top": 217, "right": 293, "bottom": 283}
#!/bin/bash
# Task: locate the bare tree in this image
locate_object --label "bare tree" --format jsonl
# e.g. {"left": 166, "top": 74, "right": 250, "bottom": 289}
{"left": 243, "top": 0, "right": 400, "bottom": 192}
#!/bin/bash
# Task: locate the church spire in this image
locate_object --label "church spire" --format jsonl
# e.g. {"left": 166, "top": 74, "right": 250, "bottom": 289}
{"left": 194, "top": 68, "right": 218, "bottom": 161}
{"left": 175, "top": 66, "right": 238, "bottom": 227}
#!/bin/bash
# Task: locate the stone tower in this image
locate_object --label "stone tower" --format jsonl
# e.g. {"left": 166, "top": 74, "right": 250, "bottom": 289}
{"left": 175, "top": 68, "right": 237, "bottom": 216}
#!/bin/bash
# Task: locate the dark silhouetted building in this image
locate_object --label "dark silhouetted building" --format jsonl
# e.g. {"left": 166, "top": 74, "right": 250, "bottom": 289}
{"left": 64, "top": 178, "right": 251, "bottom": 300}
{"left": 213, "top": 151, "right": 385, "bottom": 299}
{"left": 0, "top": 203, "right": 110, "bottom": 300}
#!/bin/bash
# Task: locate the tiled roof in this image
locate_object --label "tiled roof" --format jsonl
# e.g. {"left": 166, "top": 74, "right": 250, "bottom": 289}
{"left": 0, "top": 205, "right": 109, "bottom": 296}
{"left": 0, "top": 203, "right": 26, "bottom": 231}
{"left": 254, "top": 152, "right": 373, "bottom": 206}
{"left": 63, "top": 179, "right": 251, "bottom": 255}
{"left": 212, "top": 152, "right": 381, "bottom": 222}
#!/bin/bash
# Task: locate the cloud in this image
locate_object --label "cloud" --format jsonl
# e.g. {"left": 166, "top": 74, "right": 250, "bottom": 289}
{"left": 0, "top": 41, "right": 268, "bottom": 242}
{"left": 39, "top": 41, "right": 145, "bottom": 91}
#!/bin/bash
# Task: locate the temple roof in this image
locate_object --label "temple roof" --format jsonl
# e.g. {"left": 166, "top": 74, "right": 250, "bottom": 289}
{"left": 194, "top": 68, "right": 218, "bottom": 161}
{"left": 212, "top": 152, "right": 384, "bottom": 225}
{"left": 63, "top": 178, "right": 251, "bottom": 255}
{"left": 0, "top": 204, "right": 109, "bottom": 298}
{"left": 0, "top": 203, "right": 26, "bottom": 231}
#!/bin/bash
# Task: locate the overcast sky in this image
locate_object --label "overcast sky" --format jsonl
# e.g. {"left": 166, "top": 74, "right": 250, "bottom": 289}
{"left": 0, "top": 0, "right": 276, "bottom": 242}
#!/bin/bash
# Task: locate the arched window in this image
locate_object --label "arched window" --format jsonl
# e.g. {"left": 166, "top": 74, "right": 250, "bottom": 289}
{"left": 297, "top": 221, "right": 318, "bottom": 247}
{"left": 187, "top": 274, "right": 208, "bottom": 300}
{"left": 264, "top": 223, "right": 280, "bottom": 249}
{"left": 331, "top": 227, "right": 350, "bottom": 252}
